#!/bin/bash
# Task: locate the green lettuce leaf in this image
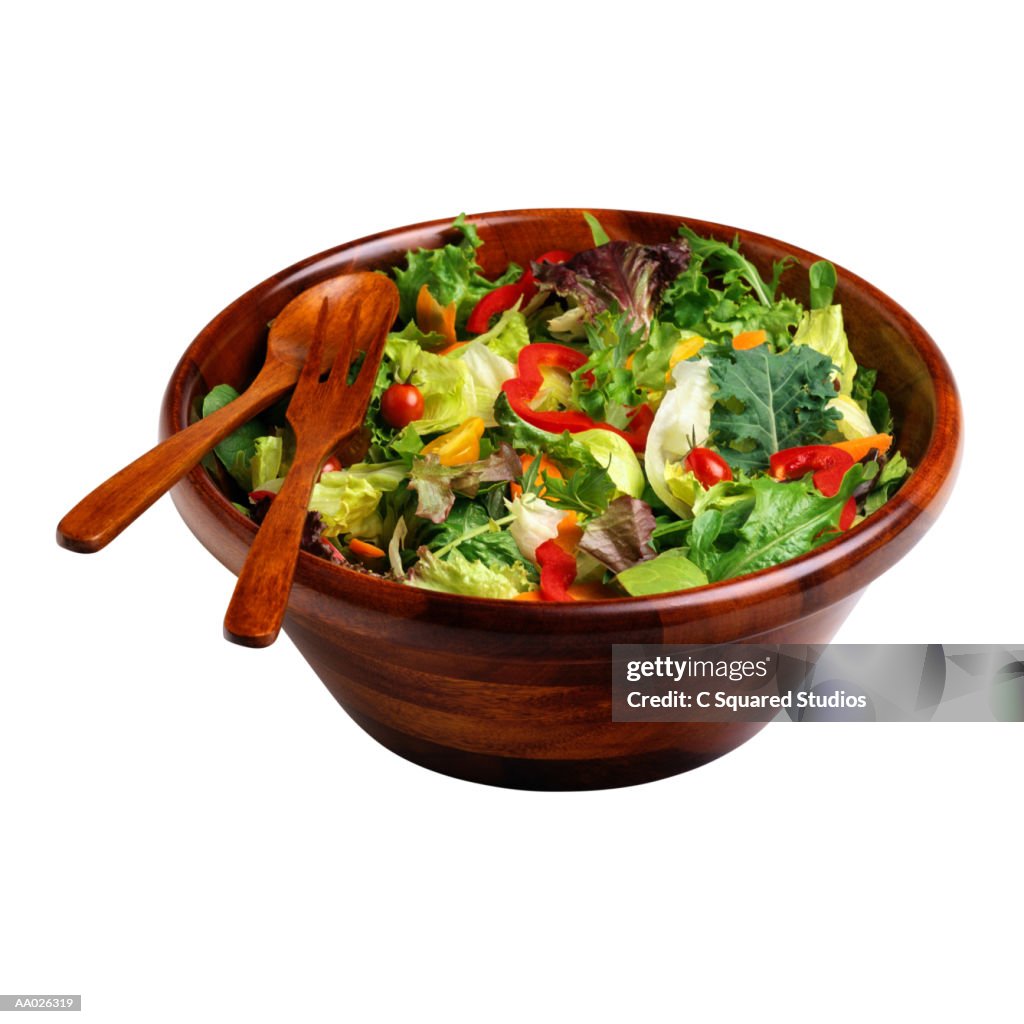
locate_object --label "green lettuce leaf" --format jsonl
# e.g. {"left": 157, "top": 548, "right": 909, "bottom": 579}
{"left": 202, "top": 384, "right": 266, "bottom": 490}
{"left": 792, "top": 304, "right": 858, "bottom": 394}
{"left": 308, "top": 462, "right": 406, "bottom": 540}
{"left": 408, "top": 546, "right": 531, "bottom": 599}
{"left": 391, "top": 214, "right": 522, "bottom": 330}
{"left": 421, "top": 499, "right": 533, "bottom": 573}
{"left": 661, "top": 226, "right": 803, "bottom": 349}
{"left": 471, "top": 308, "right": 531, "bottom": 363}
{"left": 644, "top": 357, "right": 715, "bottom": 516}
{"left": 250, "top": 434, "right": 283, "bottom": 491}
{"left": 706, "top": 467, "right": 866, "bottom": 582}
{"left": 864, "top": 452, "right": 910, "bottom": 515}
{"left": 383, "top": 333, "right": 476, "bottom": 434}
{"left": 615, "top": 549, "right": 708, "bottom": 596}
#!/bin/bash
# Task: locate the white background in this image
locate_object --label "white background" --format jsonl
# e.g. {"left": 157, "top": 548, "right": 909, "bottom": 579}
{"left": 3, "top": 3, "right": 1021, "bottom": 1022}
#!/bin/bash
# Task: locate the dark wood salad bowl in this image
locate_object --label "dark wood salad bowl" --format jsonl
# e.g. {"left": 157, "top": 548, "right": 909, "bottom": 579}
{"left": 162, "top": 209, "right": 961, "bottom": 790}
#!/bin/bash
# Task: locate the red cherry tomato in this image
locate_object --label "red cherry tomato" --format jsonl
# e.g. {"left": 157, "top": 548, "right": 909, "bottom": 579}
{"left": 380, "top": 383, "right": 424, "bottom": 428}
{"left": 684, "top": 447, "right": 733, "bottom": 489}
{"left": 320, "top": 456, "right": 342, "bottom": 478}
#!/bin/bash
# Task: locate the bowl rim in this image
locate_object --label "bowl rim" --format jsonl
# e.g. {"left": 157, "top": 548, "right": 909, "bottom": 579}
{"left": 167, "top": 207, "right": 962, "bottom": 624}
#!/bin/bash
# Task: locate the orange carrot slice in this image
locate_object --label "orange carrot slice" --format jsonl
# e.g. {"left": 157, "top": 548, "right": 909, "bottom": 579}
{"left": 732, "top": 330, "right": 766, "bottom": 350}
{"left": 832, "top": 433, "right": 893, "bottom": 462}
{"left": 349, "top": 538, "right": 386, "bottom": 563}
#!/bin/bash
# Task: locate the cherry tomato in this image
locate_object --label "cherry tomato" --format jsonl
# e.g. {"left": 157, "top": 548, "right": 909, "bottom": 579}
{"left": 320, "top": 455, "right": 342, "bottom": 478}
{"left": 684, "top": 447, "right": 733, "bottom": 489}
{"left": 380, "top": 383, "right": 424, "bottom": 428}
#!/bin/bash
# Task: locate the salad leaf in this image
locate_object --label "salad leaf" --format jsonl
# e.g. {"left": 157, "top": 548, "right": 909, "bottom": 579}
{"left": 677, "top": 225, "right": 791, "bottom": 307}
{"left": 852, "top": 366, "right": 893, "bottom": 434}
{"left": 828, "top": 393, "right": 877, "bottom": 440}
{"left": 583, "top": 211, "right": 611, "bottom": 246}
{"left": 408, "top": 546, "right": 531, "bottom": 599}
{"left": 864, "top": 452, "right": 909, "bottom": 515}
{"left": 420, "top": 499, "right": 533, "bottom": 573}
{"left": 452, "top": 338, "right": 517, "bottom": 426}
{"left": 494, "top": 392, "right": 614, "bottom": 471}
{"left": 706, "top": 467, "right": 866, "bottom": 581}
{"left": 644, "top": 357, "right": 715, "bottom": 516}
{"left": 809, "top": 261, "right": 838, "bottom": 309}
{"left": 250, "top": 434, "right": 283, "bottom": 491}
{"left": 383, "top": 334, "right": 476, "bottom": 435}
{"left": 578, "top": 496, "right": 656, "bottom": 573}
{"left": 391, "top": 214, "right": 522, "bottom": 330}
{"left": 310, "top": 462, "right": 406, "bottom": 540}
{"left": 628, "top": 319, "right": 697, "bottom": 390}
{"left": 532, "top": 239, "right": 690, "bottom": 332}
{"left": 792, "top": 303, "right": 858, "bottom": 394}
{"left": 574, "top": 311, "right": 645, "bottom": 425}
{"left": 506, "top": 494, "right": 566, "bottom": 563}
{"left": 615, "top": 549, "right": 708, "bottom": 596}
{"left": 537, "top": 464, "right": 616, "bottom": 517}
{"left": 570, "top": 429, "right": 645, "bottom": 498}
{"left": 408, "top": 445, "right": 520, "bottom": 523}
{"left": 471, "top": 308, "right": 530, "bottom": 363}
{"left": 202, "top": 384, "right": 265, "bottom": 490}
{"left": 707, "top": 345, "right": 841, "bottom": 472}
{"left": 660, "top": 228, "right": 802, "bottom": 349}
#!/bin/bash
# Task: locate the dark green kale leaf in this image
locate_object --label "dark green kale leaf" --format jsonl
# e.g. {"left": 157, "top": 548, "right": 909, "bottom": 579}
{"left": 707, "top": 345, "right": 841, "bottom": 472}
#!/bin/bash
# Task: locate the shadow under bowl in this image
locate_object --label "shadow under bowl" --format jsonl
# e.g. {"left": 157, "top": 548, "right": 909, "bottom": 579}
{"left": 161, "top": 209, "right": 961, "bottom": 790}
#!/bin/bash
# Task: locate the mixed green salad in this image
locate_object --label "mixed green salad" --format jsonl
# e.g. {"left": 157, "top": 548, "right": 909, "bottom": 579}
{"left": 203, "top": 214, "right": 909, "bottom": 601}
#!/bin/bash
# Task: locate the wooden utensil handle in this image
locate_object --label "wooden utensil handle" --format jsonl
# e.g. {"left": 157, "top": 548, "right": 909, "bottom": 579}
{"left": 56, "top": 363, "right": 292, "bottom": 553}
{"left": 222, "top": 445, "right": 328, "bottom": 648}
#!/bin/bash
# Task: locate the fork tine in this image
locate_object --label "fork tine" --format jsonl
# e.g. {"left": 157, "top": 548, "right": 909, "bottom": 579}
{"left": 294, "top": 297, "right": 331, "bottom": 398}
{"left": 321, "top": 298, "right": 362, "bottom": 393}
{"left": 329, "top": 290, "right": 391, "bottom": 398}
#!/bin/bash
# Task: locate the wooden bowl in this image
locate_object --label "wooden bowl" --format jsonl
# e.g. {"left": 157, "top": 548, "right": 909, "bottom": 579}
{"left": 162, "top": 209, "right": 961, "bottom": 790}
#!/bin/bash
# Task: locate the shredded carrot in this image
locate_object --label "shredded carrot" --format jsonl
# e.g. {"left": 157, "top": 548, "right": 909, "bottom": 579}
{"left": 438, "top": 341, "right": 467, "bottom": 357}
{"left": 349, "top": 538, "right": 386, "bottom": 563}
{"left": 832, "top": 433, "right": 893, "bottom": 462}
{"left": 513, "top": 589, "right": 544, "bottom": 601}
{"left": 415, "top": 284, "right": 457, "bottom": 344}
{"left": 732, "top": 330, "right": 767, "bottom": 350}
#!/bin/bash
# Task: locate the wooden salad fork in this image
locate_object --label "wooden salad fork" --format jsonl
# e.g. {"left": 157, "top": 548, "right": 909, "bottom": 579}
{"left": 223, "top": 275, "right": 399, "bottom": 648}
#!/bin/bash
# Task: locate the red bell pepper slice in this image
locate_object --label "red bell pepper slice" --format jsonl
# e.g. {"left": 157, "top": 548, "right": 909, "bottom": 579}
{"left": 466, "top": 250, "right": 576, "bottom": 335}
{"left": 536, "top": 538, "right": 578, "bottom": 601}
{"left": 466, "top": 283, "right": 527, "bottom": 335}
{"left": 769, "top": 445, "right": 854, "bottom": 498}
{"left": 839, "top": 496, "right": 857, "bottom": 531}
{"left": 501, "top": 344, "right": 651, "bottom": 452}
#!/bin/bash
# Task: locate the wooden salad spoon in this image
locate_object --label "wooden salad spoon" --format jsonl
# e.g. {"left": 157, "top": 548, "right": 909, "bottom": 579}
{"left": 223, "top": 276, "right": 399, "bottom": 648}
{"left": 56, "top": 273, "right": 392, "bottom": 554}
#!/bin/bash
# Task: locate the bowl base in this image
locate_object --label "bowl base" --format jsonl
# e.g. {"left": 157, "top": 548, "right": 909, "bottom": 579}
{"left": 339, "top": 705, "right": 767, "bottom": 791}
